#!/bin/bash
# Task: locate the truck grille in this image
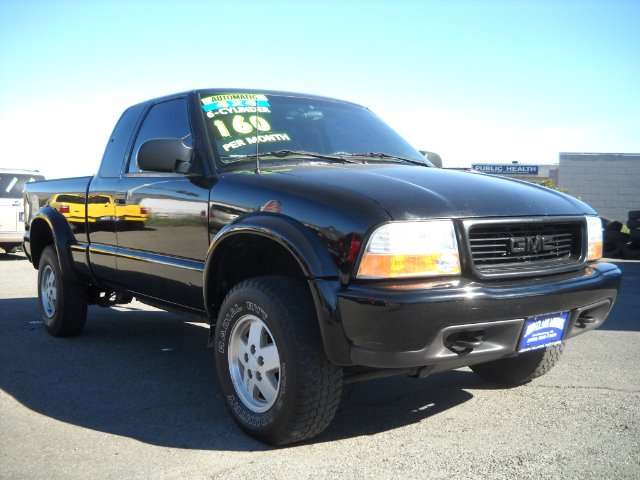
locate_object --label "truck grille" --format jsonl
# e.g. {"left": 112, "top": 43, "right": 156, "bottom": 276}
{"left": 466, "top": 220, "right": 583, "bottom": 278}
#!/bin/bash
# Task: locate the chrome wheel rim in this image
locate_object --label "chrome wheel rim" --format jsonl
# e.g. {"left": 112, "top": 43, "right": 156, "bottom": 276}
{"left": 228, "top": 314, "right": 281, "bottom": 413}
{"left": 40, "top": 265, "right": 57, "bottom": 319}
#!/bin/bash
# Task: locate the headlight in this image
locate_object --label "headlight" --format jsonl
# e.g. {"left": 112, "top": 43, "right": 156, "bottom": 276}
{"left": 586, "top": 216, "right": 603, "bottom": 261}
{"left": 356, "top": 220, "right": 461, "bottom": 279}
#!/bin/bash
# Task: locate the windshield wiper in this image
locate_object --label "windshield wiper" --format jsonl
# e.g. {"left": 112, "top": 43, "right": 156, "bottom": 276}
{"left": 342, "top": 152, "right": 429, "bottom": 167}
{"left": 225, "top": 150, "right": 360, "bottom": 164}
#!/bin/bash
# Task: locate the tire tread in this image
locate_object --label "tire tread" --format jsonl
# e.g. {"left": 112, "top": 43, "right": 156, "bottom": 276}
{"left": 470, "top": 342, "right": 565, "bottom": 385}
{"left": 219, "top": 276, "right": 342, "bottom": 445}
{"left": 38, "top": 245, "right": 87, "bottom": 337}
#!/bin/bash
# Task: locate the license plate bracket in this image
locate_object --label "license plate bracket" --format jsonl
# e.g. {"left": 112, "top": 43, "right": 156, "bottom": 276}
{"left": 518, "top": 311, "right": 569, "bottom": 353}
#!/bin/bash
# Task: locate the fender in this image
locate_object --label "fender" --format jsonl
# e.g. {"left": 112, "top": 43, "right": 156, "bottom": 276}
{"left": 25, "top": 206, "right": 81, "bottom": 282}
{"left": 204, "top": 212, "right": 340, "bottom": 310}
{"left": 204, "top": 213, "right": 353, "bottom": 365}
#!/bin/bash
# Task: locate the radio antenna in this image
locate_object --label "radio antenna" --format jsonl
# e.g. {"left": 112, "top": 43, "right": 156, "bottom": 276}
{"left": 255, "top": 96, "right": 261, "bottom": 175}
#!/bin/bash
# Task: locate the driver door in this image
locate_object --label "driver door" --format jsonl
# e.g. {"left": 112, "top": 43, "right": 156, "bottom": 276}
{"left": 114, "top": 97, "right": 210, "bottom": 310}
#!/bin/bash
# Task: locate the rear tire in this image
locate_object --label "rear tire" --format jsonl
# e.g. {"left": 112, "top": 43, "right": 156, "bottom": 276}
{"left": 628, "top": 210, "right": 640, "bottom": 220}
{"left": 470, "top": 343, "right": 565, "bottom": 385}
{"left": 627, "top": 219, "right": 640, "bottom": 230}
{"left": 37, "top": 245, "right": 88, "bottom": 336}
{"left": 214, "top": 276, "right": 343, "bottom": 445}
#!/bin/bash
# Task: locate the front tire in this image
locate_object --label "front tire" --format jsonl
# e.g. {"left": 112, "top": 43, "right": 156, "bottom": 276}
{"left": 470, "top": 343, "right": 565, "bottom": 385}
{"left": 37, "top": 245, "right": 88, "bottom": 336}
{"left": 214, "top": 276, "right": 343, "bottom": 445}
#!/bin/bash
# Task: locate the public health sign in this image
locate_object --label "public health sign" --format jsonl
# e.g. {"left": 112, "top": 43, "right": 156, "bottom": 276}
{"left": 472, "top": 164, "right": 539, "bottom": 175}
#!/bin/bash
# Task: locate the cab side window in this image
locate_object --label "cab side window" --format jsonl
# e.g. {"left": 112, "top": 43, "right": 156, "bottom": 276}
{"left": 128, "top": 98, "right": 193, "bottom": 174}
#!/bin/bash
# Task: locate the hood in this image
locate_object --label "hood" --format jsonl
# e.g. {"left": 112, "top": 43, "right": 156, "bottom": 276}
{"left": 235, "top": 163, "right": 594, "bottom": 220}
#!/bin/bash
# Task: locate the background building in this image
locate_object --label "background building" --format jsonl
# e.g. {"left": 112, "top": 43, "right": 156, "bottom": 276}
{"left": 558, "top": 153, "right": 640, "bottom": 222}
{"left": 463, "top": 154, "right": 639, "bottom": 222}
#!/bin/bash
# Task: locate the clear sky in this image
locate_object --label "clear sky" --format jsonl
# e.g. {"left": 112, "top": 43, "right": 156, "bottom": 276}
{"left": 1, "top": 0, "right": 638, "bottom": 179}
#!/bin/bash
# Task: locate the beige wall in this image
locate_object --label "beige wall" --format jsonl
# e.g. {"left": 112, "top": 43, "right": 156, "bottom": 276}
{"left": 558, "top": 153, "right": 640, "bottom": 222}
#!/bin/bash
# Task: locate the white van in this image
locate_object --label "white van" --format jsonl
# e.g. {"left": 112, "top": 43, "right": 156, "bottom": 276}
{"left": 0, "top": 169, "right": 45, "bottom": 253}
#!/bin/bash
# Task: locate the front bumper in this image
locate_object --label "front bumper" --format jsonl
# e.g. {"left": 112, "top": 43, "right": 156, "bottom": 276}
{"left": 337, "top": 262, "right": 621, "bottom": 369}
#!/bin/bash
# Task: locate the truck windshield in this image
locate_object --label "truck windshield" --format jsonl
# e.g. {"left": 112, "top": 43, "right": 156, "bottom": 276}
{"left": 0, "top": 173, "right": 44, "bottom": 198}
{"left": 200, "top": 92, "right": 428, "bottom": 166}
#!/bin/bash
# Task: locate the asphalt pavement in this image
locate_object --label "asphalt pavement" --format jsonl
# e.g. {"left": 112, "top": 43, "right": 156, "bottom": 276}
{"left": 0, "top": 253, "right": 638, "bottom": 479}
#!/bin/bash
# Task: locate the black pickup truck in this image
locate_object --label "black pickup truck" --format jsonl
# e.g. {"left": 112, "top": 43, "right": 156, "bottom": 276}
{"left": 23, "top": 89, "right": 621, "bottom": 445}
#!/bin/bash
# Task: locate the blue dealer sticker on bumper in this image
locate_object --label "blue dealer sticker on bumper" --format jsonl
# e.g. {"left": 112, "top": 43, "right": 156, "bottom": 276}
{"left": 518, "top": 312, "right": 568, "bottom": 353}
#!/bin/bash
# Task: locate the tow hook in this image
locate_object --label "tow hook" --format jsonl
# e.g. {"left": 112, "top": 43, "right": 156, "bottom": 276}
{"left": 446, "top": 330, "right": 485, "bottom": 353}
{"left": 576, "top": 315, "right": 596, "bottom": 328}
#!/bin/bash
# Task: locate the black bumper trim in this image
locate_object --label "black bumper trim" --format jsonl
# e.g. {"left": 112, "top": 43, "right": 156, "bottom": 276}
{"left": 351, "top": 318, "right": 525, "bottom": 369}
{"left": 338, "top": 262, "right": 621, "bottom": 368}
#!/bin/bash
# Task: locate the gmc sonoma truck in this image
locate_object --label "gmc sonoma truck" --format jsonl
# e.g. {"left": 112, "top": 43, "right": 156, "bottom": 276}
{"left": 23, "top": 89, "right": 621, "bottom": 445}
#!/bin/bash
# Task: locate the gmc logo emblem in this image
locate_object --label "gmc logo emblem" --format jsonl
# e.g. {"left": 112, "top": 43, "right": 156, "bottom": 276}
{"left": 509, "top": 235, "right": 554, "bottom": 254}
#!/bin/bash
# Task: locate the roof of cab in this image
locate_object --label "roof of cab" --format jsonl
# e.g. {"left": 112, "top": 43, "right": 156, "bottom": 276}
{"left": 133, "top": 88, "right": 362, "bottom": 108}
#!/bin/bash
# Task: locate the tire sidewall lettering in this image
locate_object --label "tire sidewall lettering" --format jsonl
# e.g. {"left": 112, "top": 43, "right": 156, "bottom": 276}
{"left": 215, "top": 292, "right": 290, "bottom": 430}
{"left": 246, "top": 300, "right": 268, "bottom": 321}
{"left": 226, "top": 394, "right": 274, "bottom": 427}
{"left": 217, "top": 303, "right": 243, "bottom": 354}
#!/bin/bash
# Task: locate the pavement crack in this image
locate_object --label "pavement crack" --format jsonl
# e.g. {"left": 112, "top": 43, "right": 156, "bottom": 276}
{"left": 536, "top": 384, "right": 640, "bottom": 394}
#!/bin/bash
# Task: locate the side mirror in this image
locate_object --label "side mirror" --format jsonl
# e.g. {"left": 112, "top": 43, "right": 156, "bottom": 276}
{"left": 137, "top": 138, "right": 194, "bottom": 173}
{"left": 420, "top": 150, "right": 443, "bottom": 168}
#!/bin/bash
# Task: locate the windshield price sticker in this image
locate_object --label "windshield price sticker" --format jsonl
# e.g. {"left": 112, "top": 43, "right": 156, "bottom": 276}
{"left": 203, "top": 94, "right": 293, "bottom": 152}
{"left": 518, "top": 312, "right": 568, "bottom": 353}
{"left": 221, "top": 133, "right": 292, "bottom": 152}
{"left": 215, "top": 114, "right": 293, "bottom": 152}
{"left": 202, "top": 94, "right": 271, "bottom": 118}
